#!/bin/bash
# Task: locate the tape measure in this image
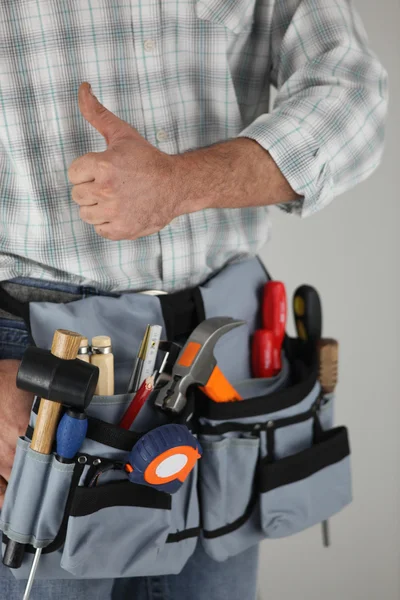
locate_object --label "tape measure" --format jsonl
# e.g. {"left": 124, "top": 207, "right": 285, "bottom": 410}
{"left": 125, "top": 424, "right": 202, "bottom": 494}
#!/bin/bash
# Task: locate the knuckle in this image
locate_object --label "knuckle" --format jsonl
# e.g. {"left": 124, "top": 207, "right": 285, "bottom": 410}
{"left": 98, "top": 159, "right": 112, "bottom": 173}
{"left": 101, "top": 185, "right": 114, "bottom": 198}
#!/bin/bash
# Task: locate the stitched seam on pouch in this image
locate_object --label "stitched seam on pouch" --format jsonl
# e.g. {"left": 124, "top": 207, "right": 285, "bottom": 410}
{"left": 0, "top": 523, "right": 54, "bottom": 545}
{"left": 200, "top": 438, "right": 259, "bottom": 450}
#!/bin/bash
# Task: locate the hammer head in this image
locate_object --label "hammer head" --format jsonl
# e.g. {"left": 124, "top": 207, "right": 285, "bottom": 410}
{"left": 17, "top": 346, "right": 99, "bottom": 411}
{"left": 154, "top": 317, "right": 245, "bottom": 413}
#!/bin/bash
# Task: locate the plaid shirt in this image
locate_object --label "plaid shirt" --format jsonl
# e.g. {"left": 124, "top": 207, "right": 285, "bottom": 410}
{"left": 0, "top": 0, "right": 388, "bottom": 292}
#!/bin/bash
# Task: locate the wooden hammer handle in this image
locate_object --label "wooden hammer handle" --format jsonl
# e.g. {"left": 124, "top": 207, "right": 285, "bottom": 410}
{"left": 30, "top": 330, "right": 83, "bottom": 455}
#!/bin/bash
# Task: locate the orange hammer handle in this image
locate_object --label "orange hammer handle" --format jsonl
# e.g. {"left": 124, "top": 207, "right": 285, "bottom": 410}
{"left": 199, "top": 366, "right": 242, "bottom": 403}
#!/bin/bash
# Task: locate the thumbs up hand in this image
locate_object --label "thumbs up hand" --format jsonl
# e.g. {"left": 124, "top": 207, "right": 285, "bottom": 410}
{"left": 68, "top": 83, "right": 182, "bottom": 241}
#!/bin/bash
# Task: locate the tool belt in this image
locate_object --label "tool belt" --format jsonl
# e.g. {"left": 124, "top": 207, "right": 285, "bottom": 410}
{"left": 0, "top": 258, "right": 352, "bottom": 580}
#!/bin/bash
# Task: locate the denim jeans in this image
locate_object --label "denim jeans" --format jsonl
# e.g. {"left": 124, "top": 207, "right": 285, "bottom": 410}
{"left": 0, "top": 277, "right": 259, "bottom": 600}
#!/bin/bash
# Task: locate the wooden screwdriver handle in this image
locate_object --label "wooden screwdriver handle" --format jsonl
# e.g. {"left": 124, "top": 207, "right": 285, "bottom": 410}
{"left": 30, "top": 330, "right": 83, "bottom": 455}
{"left": 317, "top": 338, "right": 339, "bottom": 394}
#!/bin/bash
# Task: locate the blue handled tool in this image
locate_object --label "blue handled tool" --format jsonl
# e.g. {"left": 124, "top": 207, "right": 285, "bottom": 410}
{"left": 23, "top": 409, "right": 89, "bottom": 600}
{"left": 125, "top": 423, "right": 202, "bottom": 494}
{"left": 56, "top": 409, "right": 88, "bottom": 463}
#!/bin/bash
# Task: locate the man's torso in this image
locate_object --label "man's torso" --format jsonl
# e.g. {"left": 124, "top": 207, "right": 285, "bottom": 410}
{"left": 0, "top": 0, "right": 274, "bottom": 292}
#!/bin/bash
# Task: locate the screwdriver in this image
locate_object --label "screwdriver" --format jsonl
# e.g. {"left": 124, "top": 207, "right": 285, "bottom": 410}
{"left": 293, "top": 285, "right": 322, "bottom": 346}
{"left": 251, "top": 329, "right": 274, "bottom": 378}
{"left": 23, "top": 408, "right": 90, "bottom": 600}
{"left": 262, "top": 282, "right": 287, "bottom": 373}
{"left": 293, "top": 285, "right": 332, "bottom": 549}
{"left": 252, "top": 282, "right": 287, "bottom": 378}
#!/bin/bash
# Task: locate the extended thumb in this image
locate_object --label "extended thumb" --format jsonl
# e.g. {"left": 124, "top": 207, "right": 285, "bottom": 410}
{"left": 78, "top": 82, "right": 128, "bottom": 145}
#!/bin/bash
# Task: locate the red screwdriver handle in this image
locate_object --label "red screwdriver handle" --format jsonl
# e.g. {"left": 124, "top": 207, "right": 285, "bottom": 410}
{"left": 252, "top": 330, "right": 275, "bottom": 378}
{"left": 263, "top": 282, "right": 287, "bottom": 340}
{"left": 262, "top": 282, "right": 287, "bottom": 373}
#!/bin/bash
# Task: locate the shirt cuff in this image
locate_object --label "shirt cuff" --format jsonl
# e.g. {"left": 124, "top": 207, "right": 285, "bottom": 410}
{"left": 237, "top": 112, "right": 332, "bottom": 218}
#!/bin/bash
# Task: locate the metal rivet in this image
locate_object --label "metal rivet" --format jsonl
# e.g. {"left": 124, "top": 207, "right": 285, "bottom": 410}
{"left": 267, "top": 421, "right": 274, "bottom": 429}
{"left": 78, "top": 456, "right": 87, "bottom": 464}
{"left": 93, "top": 458, "right": 102, "bottom": 466}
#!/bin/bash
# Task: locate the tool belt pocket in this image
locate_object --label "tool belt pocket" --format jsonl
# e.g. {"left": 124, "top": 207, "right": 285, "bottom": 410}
{"left": 195, "top": 339, "right": 352, "bottom": 562}
{"left": 259, "top": 422, "right": 351, "bottom": 539}
{"left": 0, "top": 437, "right": 75, "bottom": 550}
{"left": 1, "top": 393, "right": 200, "bottom": 580}
{"left": 59, "top": 405, "right": 200, "bottom": 579}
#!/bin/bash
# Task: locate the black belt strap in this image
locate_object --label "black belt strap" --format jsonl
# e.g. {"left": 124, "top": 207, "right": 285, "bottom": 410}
{"left": 0, "top": 286, "right": 32, "bottom": 331}
{"left": 159, "top": 287, "right": 205, "bottom": 340}
{"left": 0, "top": 284, "right": 206, "bottom": 342}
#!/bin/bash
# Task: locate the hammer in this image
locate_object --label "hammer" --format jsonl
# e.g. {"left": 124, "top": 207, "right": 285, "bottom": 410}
{"left": 2, "top": 330, "right": 99, "bottom": 573}
{"left": 154, "top": 317, "right": 245, "bottom": 413}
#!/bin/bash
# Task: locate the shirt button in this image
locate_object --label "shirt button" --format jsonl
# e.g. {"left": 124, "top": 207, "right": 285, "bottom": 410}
{"left": 144, "top": 39, "right": 155, "bottom": 52}
{"left": 156, "top": 129, "right": 168, "bottom": 142}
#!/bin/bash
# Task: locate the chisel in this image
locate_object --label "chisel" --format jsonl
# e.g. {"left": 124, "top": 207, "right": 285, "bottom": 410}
{"left": 91, "top": 335, "right": 114, "bottom": 395}
{"left": 77, "top": 337, "right": 90, "bottom": 363}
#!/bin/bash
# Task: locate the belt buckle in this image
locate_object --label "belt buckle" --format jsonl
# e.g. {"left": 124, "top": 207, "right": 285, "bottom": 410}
{"left": 139, "top": 289, "right": 168, "bottom": 296}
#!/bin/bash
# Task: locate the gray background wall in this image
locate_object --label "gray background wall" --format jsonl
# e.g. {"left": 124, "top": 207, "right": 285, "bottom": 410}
{"left": 258, "top": 0, "right": 400, "bottom": 598}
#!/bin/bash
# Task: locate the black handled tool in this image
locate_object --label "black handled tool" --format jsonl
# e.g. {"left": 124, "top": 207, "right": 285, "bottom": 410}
{"left": 293, "top": 285, "right": 322, "bottom": 344}
{"left": 293, "top": 285, "right": 330, "bottom": 548}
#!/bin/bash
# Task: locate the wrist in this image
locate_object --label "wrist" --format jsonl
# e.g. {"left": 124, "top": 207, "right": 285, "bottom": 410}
{"left": 170, "top": 151, "right": 211, "bottom": 216}
{"left": 170, "top": 137, "right": 299, "bottom": 216}
{"left": 172, "top": 139, "right": 251, "bottom": 215}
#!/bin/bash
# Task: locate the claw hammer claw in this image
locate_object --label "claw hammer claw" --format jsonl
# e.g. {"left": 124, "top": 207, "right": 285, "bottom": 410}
{"left": 154, "top": 317, "right": 245, "bottom": 413}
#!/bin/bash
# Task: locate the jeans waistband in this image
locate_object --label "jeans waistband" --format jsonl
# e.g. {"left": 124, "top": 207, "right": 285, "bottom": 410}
{"left": 8, "top": 277, "right": 120, "bottom": 298}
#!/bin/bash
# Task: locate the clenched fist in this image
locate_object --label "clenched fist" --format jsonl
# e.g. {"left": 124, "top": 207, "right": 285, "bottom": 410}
{"left": 68, "top": 82, "right": 183, "bottom": 241}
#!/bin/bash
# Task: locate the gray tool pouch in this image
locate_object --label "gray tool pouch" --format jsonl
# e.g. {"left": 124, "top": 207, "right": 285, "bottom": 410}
{"left": 195, "top": 341, "right": 351, "bottom": 562}
{"left": 1, "top": 391, "right": 199, "bottom": 580}
{"left": 0, "top": 257, "right": 352, "bottom": 579}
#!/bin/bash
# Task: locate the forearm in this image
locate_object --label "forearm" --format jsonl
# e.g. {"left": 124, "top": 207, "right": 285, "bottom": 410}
{"left": 176, "top": 138, "right": 300, "bottom": 214}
